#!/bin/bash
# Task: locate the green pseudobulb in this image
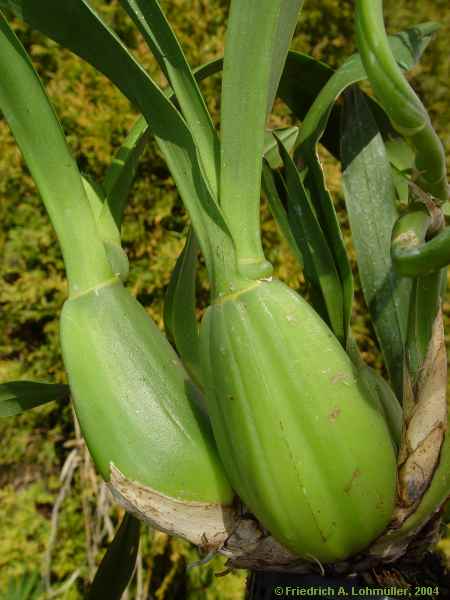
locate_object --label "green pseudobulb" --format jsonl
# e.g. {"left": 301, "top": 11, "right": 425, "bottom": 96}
{"left": 200, "top": 278, "right": 397, "bottom": 562}
{"left": 61, "top": 278, "right": 233, "bottom": 505}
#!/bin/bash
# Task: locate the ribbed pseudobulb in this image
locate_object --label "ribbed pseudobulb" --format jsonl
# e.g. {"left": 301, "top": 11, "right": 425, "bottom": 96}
{"left": 200, "top": 278, "right": 397, "bottom": 562}
{"left": 61, "top": 278, "right": 235, "bottom": 547}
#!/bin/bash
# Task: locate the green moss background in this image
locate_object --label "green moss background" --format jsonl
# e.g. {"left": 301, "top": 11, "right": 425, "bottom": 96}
{"left": 0, "top": 1, "right": 449, "bottom": 598}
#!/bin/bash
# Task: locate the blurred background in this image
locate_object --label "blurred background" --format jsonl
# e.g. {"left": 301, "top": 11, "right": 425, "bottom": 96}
{"left": 0, "top": 0, "right": 449, "bottom": 597}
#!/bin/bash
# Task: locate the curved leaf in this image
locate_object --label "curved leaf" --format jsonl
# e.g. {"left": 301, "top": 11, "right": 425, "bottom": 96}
{"left": 285, "top": 22, "right": 438, "bottom": 347}
{"left": 0, "top": 13, "right": 112, "bottom": 295}
{"left": 341, "top": 87, "right": 412, "bottom": 399}
{"left": 164, "top": 230, "right": 202, "bottom": 386}
{"left": 118, "top": 0, "right": 219, "bottom": 196}
{"left": 102, "top": 117, "right": 150, "bottom": 230}
{"left": 88, "top": 514, "right": 140, "bottom": 600}
{"left": 0, "top": 381, "right": 69, "bottom": 417}
{"left": 2, "top": 571, "right": 43, "bottom": 600}
{"left": 263, "top": 127, "right": 298, "bottom": 170}
{"left": 283, "top": 22, "right": 440, "bottom": 160}
{"left": 277, "top": 137, "right": 344, "bottom": 341}
{"left": 261, "top": 162, "right": 303, "bottom": 270}
{"left": 0, "top": 0, "right": 236, "bottom": 291}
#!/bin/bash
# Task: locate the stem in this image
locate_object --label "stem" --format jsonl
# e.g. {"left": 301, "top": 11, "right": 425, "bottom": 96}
{"left": 392, "top": 222, "right": 450, "bottom": 277}
{"left": 391, "top": 205, "right": 445, "bottom": 381}
{"left": 220, "top": 0, "right": 303, "bottom": 280}
{"left": 0, "top": 14, "right": 113, "bottom": 296}
{"left": 355, "top": 0, "right": 449, "bottom": 389}
{"left": 355, "top": 0, "right": 448, "bottom": 204}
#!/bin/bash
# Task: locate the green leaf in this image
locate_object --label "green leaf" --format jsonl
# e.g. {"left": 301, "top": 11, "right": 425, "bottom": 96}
{"left": 0, "top": 0, "right": 151, "bottom": 111}
{"left": 276, "top": 138, "right": 345, "bottom": 342}
{"left": 282, "top": 23, "right": 440, "bottom": 160}
{"left": 99, "top": 61, "right": 223, "bottom": 233}
{"left": 100, "top": 59, "right": 221, "bottom": 234}
{"left": 263, "top": 127, "right": 298, "bottom": 170}
{"left": 88, "top": 514, "right": 140, "bottom": 600}
{"left": 390, "top": 208, "right": 447, "bottom": 380}
{"left": 265, "top": 1, "right": 306, "bottom": 116}
{"left": 406, "top": 271, "right": 444, "bottom": 380}
{"left": 100, "top": 88, "right": 299, "bottom": 229}
{"left": 164, "top": 230, "right": 202, "bottom": 387}
{"left": 261, "top": 162, "right": 303, "bottom": 270}
{"left": 102, "top": 116, "right": 150, "bottom": 230}
{"left": 219, "top": 0, "right": 304, "bottom": 280}
{"left": 97, "top": 60, "right": 223, "bottom": 254}
{"left": 0, "top": 13, "right": 113, "bottom": 296}
{"left": 118, "top": 0, "right": 219, "bottom": 196}
{"left": 0, "top": 381, "right": 69, "bottom": 417}
{"left": 297, "top": 154, "right": 354, "bottom": 342}
{"left": 278, "top": 51, "right": 338, "bottom": 156}
{"left": 2, "top": 571, "right": 43, "bottom": 600}
{"left": 341, "top": 87, "right": 412, "bottom": 399}
{"left": 82, "top": 176, "right": 129, "bottom": 282}
{"left": 385, "top": 137, "right": 415, "bottom": 205}
{"left": 1, "top": 0, "right": 237, "bottom": 294}
{"left": 285, "top": 23, "right": 437, "bottom": 345}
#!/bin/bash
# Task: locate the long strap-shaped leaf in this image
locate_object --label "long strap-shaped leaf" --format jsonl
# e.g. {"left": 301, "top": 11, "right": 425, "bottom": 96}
{"left": 102, "top": 116, "right": 150, "bottom": 230}
{"left": 291, "top": 22, "right": 439, "bottom": 346}
{"left": 296, "top": 22, "right": 440, "bottom": 155}
{"left": 3, "top": 571, "right": 43, "bottom": 600}
{"left": 0, "top": 13, "right": 113, "bottom": 296}
{"left": 261, "top": 163, "right": 304, "bottom": 270}
{"left": 118, "top": 0, "right": 220, "bottom": 197}
{"left": 164, "top": 132, "right": 304, "bottom": 385}
{"left": 282, "top": 23, "right": 439, "bottom": 160}
{"left": 1, "top": 0, "right": 240, "bottom": 297}
{"left": 390, "top": 205, "right": 446, "bottom": 379}
{"left": 0, "top": 381, "right": 69, "bottom": 417}
{"left": 164, "top": 230, "right": 202, "bottom": 387}
{"left": 87, "top": 514, "right": 140, "bottom": 600}
{"left": 277, "top": 138, "right": 345, "bottom": 341}
{"left": 341, "top": 88, "right": 412, "bottom": 400}
{"left": 98, "top": 59, "right": 225, "bottom": 236}
{"left": 264, "top": 127, "right": 299, "bottom": 171}
{"left": 355, "top": 2, "right": 449, "bottom": 380}
{"left": 219, "top": 0, "right": 304, "bottom": 281}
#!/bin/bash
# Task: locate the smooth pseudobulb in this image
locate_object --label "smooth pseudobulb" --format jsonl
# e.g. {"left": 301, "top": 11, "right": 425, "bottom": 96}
{"left": 200, "top": 278, "right": 397, "bottom": 562}
{"left": 60, "top": 279, "right": 233, "bottom": 505}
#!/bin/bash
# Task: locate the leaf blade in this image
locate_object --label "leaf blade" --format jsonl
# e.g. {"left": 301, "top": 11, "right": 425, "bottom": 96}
{"left": 164, "top": 230, "right": 202, "bottom": 387}
{"left": 341, "top": 87, "right": 412, "bottom": 398}
{"left": 0, "top": 381, "right": 69, "bottom": 417}
{"left": 0, "top": 13, "right": 112, "bottom": 294}
{"left": 262, "top": 161, "right": 303, "bottom": 270}
{"left": 87, "top": 514, "right": 140, "bottom": 600}
{"left": 1, "top": 0, "right": 236, "bottom": 288}
{"left": 277, "top": 140, "right": 345, "bottom": 341}
{"left": 118, "top": 0, "right": 220, "bottom": 196}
